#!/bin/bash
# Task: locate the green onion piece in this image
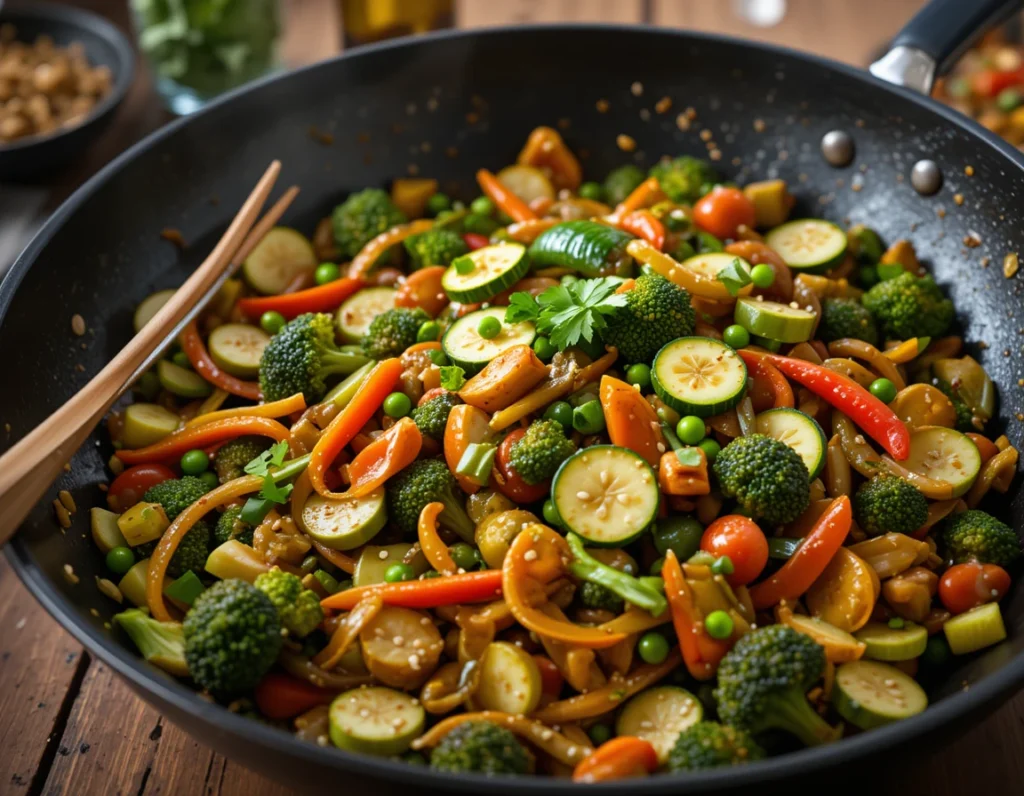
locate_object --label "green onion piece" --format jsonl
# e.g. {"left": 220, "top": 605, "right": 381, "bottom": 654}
{"left": 455, "top": 442, "right": 497, "bottom": 486}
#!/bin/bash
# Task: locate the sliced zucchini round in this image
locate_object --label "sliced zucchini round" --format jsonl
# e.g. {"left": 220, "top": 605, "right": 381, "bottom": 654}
{"left": 329, "top": 686, "right": 425, "bottom": 756}
{"left": 133, "top": 289, "right": 175, "bottom": 333}
{"left": 943, "top": 602, "right": 1007, "bottom": 655}
{"left": 616, "top": 685, "right": 703, "bottom": 764}
{"left": 157, "top": 359, "right": 212, "bottom": 399}
{"left": 496, "top": 164, "right": 555, "bottom": 203}
{"left": 832, "top": 660, "right": 927, "bottom": 730}
{"left": 854, "top": 621, "right": 928, "bottom": 661}
{"left": 475, "top": 641, "right": 542, "bottom": 716}
{"left": 755, "top": 408, "right": 826, "bottom": 479}
{"left": 336, "top": 286, "right": 397, "bottom": 343}
{"left": 552, "top": 445, "right": 660, "bottom": 546}
{"left": 764, "top": 219, "right": 848, "bottom": 274}
{"left": 441, "top": 242, "right": 529, "bottom": 303}
{"left": 207, "top": 323, "right": 270, "bottom": 378}
{"left": 902, "top": 425, "right": 981, "bottom": 498}
{"left": 122, "top": 403, "right": 180, "bottom": 449}
{"left": 652, "top": 336, "right": 747, "bottom": 417}
{"left": 734, "top": 297, "right": 816, "bottom": 343}
{"left": 242, "top": 226, "right": 317, "bottom": 295}
{"left": 680, "top": 251, "right": 751, "bottom": 282}
{"left": 302, "top": 488, "right": 387, "bottom": 551}
{"left": 441, "top": 307, "right": 536, "bottom": 373}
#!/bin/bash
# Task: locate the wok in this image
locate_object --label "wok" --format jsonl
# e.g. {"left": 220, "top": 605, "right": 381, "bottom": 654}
{"left": 2, "top": 0, "right": 1023, "bottom": 792}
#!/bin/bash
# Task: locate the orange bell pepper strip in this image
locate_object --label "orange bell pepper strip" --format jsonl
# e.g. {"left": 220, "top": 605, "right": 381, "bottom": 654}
{"left": 618, "top": 210, "right": 666, "bottom": 250}
{"left": 608, "top": 177, "right": 665, "bottom": 222}
{"left": 741, "top": 353, "right": 794, "bottom": 409}
{"left": 749, "top": 496, "right": 852, "bottom": 611}
{"left": 418, "top": 502, "right": 457, "bottom": 575}
{"left": 254, "top": 673, "right": 336, "bottom": 720}
{"left": 237, "top": 276, "right": 364, "bottom": 320}
{"left": 662, "top": 550, "right": 731, "bottom": 680}
{"left": 517, "top": 126, "right": 582, "bottom": 191}
{"left": 476, "top": 168, "right": 537, "bottom": 223}
{"left": 320, "top": 569, "right": 502, "bottom": 611}
{"left": 572, "top": 737, "right": 659, "bottom": 783}
{"left": 116, "top": 416, "right": 290, "bottom": 465}
{"left": 186, "top": 392, "right": 306, "bottom": 427}
{"left": 503, "top": 524, "right": 627, "bottom": 649}
{"left": 599, "top": 375, "right": 665, "bottom": 467}
{"left": 180, "top": 321, "right": 261, "bottom": 400}
{"left": 343, "top": 417, "right": 422, "bottom": 498}
{"left": 347, "top": 219, "right": 434, "bottom": 280}
{"left": 308, "top": 358, "right": 403, "bottom": 497}
{"left": 444, "top": 404, "right": 497, "bottom": 494}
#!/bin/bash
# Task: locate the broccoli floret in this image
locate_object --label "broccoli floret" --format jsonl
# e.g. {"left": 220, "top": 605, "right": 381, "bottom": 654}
{"left": 214, "top": 505, "right": 254, "bottom": 547}
{"left": 934, "top": 379, "right": 979, "bottom": 433}
{"left": 410, "top": 391, "right": 462, "bottom": 441}
{"left": 713, "top": 434, "right": 810, "bottom": 526}
{"left": 139, "top": 476, "right": 212, "bottom": 577}
{"left": 362, "top": 307, "right": 430, "bottom": 360}
{"left": 214, "top": 436, "right": 271, "bottom": 483}
{"left": 114, "top": 608, "right": 188, "bottom": 677}
{"left": 259, "top": 312, "right": 368, "bottom": 403}
{"left": 577, "top": 581, "right": 624, "bottom": 614}
{"left": 853, "top": 474, "right": 928, "bottom": 537}
{"left": 604, "top": 272, "right": 696, "bottom": 364}
{"left": 144, "top": 475, "right": 210, "bottom": 519}
{"left": 603, "top": 164, "right": 646, "bottom": 205}
{"left": 254, "top": 567, "right": 324, "bottom": 638}
{"left": 403, "top": 228, "right": 469, "bottom": 269}
{"left": 649, "top": 156, "right": 718, "bottom": 204}
{"left": 714, "top": 625, "right": 838, "bottom": 747}
{"left": 667, "top": 722, "right": 765, "bottom": 771}
{"left": 183, "top": 579, "right": 282, "bottom": 697}
{"left": 508, "top": 419, "right": 577, "bottom": 485}
{"left": 818, "top": 297, "right": 879, "bottom": 346}
{"left": 938, "top": 509, "right": 1021, "bottom": 568}
{"left": 331, "top": 188, "right": 407, "bottom": 259}
{"left": 429, "top": 721, "right": 530, "bottom": 775}
{"left": 861, "top": 272, "right": 954, "bottom": 340}
{"left": 386, "top": 458, "right": 475, "bottom": 542}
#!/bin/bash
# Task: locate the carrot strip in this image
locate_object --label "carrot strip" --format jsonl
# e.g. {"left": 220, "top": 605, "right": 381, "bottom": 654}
{"left": 662, "top": 550, "right": 730, "bottom": 680}
{"left": 117, "top": 416, "right": 290, "bottom": 465}
{"left": 180, "top": 321, "right": 261, "bottom": 400}
{"left": 237, "top": 277, "right": 364, "bottom": 320}
{"left": 347, "top": 219, "right": 434, "bottom": 280}
{"left": 573, "top": 737, "right": 659, "bottom": 783}
{"left": 476, "top": 168, "right": 537, "bottom": 223}
{"left": 600, "top": 375, "right": 665, "bottom": 467}
{"left": 618, "top": 210, "right": 666, "bottom": 250}
{"left": 418, "top": 502, "right": 457, "bottom": 576}
{"left": 320, "top": 569, "right": 502, "bottom": 611}
{"left": 186, "top": 393, "right": 307, "bottom": 427}
{"left": 341, "top": 417, "right": 422, "bottom": 499}
{"left": 609, "top": 177, "right": 664, "bottom": 221}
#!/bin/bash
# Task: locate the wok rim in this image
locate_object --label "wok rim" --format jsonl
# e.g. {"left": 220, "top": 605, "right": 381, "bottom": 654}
{"left": 4, "top": 22, "right": 1024, "bottom": 792}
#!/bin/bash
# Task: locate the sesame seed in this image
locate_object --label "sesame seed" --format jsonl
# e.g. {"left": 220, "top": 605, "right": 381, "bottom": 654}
{"left": 379, "top": 550, "right": 389, "bottom": 559}
{"left": 523, "top": 549, "right": 538, "bottom": 562}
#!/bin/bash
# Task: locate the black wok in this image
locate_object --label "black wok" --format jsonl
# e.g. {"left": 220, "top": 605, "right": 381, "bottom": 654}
{"left": 2, "top": 0, "right": 1023, "bottom": 792}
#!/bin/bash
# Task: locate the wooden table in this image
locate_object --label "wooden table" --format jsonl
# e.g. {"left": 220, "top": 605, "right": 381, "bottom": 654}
{"left": 3, "top": 1, "right": 1023, "bottom": 793}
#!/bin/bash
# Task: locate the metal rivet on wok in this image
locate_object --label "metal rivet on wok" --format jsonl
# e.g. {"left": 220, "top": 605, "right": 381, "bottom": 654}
{"left": 910, "top": 159, "right": 943, "bottom": 196}
{"left": 821, "top": 130, "right": 854, "bottom": 167}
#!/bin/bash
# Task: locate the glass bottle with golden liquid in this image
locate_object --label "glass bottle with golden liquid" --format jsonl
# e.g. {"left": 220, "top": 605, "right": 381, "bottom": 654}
{"left": 340, "top": 0, "right": 454, "bottom": 48}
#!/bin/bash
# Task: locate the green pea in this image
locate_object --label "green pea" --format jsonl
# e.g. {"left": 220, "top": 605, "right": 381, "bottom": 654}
{"left": 543, "top": 400, "right": 574, "bottom": 430}
{"left": 542, "top": 499, "right": 561, "bottom": 527}
{"left": 652, "top": 516, "right": 704, "bottom": 560}
{"left": 637, "top": 632, "right": 670, "bottom": 664}
{"left": 179, "top": 449, "right": 209, "bottom": 476}
{"left": 417, "top": 320, "right": 441, "bottom": 343}
{"left": 858, "top": 265, "right": 879, "bottom": 288}
{"left": 710, "top": 555, "right": 734, "bottom": 576}
{"left": 921, "top": 635, "right": 951, "bottom": 667}
{"left": 384, "top": 563, "right": 415, "bottom": 583}
{"left": 587, "top": 723, "right": 612, "bottom": 745}
{"left": 426, "top": 192, "right": 451, "bottom": 216}
{"left": 478, "top": 316, "right": 501, "bottom": 340}
{"left": 198, "top": 471, "right": 219, "bottom": 490}
{"left": 676, "top": 415, "right": 706, "bottom": 445}
{"left": 750, "top": 263, "right": 775, "bottom": 288}
{"left": 533, "top": 336, "right": 557, "bottom": 361}
{"left": 998, "top": 87, "right": 1022, "bottom": 112}
{"left": 869, "top": 378, "right": 897, "bottom": 404}
{"left": 383, "top": 391, "right": 412, "bottom": 418}
{"left": 625, "top": 363, "right": 651, "bottom": 390}
{"left": 171, "top": 351, "right": 192, "bottom": 369}
{"left": 470, "top": 196, "right": 495, "bottom": 216}
{"left": 105, "top": 546, "right": 135, "bottom": 575}
{"left": 449, "top": 542, "right": 481, "bottom": 572}
{"left": 315, "top": 262, "right": 341, "bottom": 285}
{"left": 721, "top": 325, "right": 750, "bottom": 349}
{"left": 697, "top": 438, "right": 721, "bottom": 463}
{"left": 887, "top": 616, "right": 905, "bottom": 629}
{"left": 260, "top": 311, "right": 286, "bottom": 335}
{"left": 704, "top": 610, "right": 734, "bottom": 639}
{"left": 578, "top": 182, "right": 605, "bottom": 202}
{"left": 428, "top": 348, "right": 449, "bottom": 366}
{"left": 572, "top": 400, "right": 606, "bottom": 435}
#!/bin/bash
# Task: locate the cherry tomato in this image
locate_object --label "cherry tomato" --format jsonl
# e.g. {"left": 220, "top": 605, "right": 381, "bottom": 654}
{"left": 463, "top": 233, "right": 490, "bottom": 251}
{"left": 693, "top": 186, "right": 757, "bottom": 240}
{"left": 700, "top": 514, "right": 769, "bottom": 586}
{"left": 107, "top": 464, "right": 175, "bottom": 512}
{"left": 532, "top": 655, "right": 564, "bottom": 699}
{"left": 939, "top": 562, "right": 1011, "bottom": 615}
{"left": 394, "top": 265, "right": 448, "bottom": 317}
{"left": 494, "top": 428, "right": 549, "bottom": 503}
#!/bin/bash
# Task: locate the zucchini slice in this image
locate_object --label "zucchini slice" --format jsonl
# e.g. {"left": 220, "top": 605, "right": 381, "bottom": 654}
{"left": 207, "top": 323, "right": 270, "bottom": 378}
{"left": 475, "top": 641, "right": 542, "bottom": 716}
{"left": 529, "top": 220, "right": 634, "bottom": 278}
{"left": 680, "top": 251, "right": 751, "bottom": 283}
{"left": 353, "top": 543, "right": 429, "bottom": 586}
{"left": 301, "top": 488, "right": 387, "bottom": 551}
{"left": 496, "top": 164, "right": 556, "bottom": 203}
{"left": 336, "top": 286, "right": 397, "bottom": 343}
{"left": 652, "top": 336, "right": 747, "bottom": 417}
{"left": 832, "top": 660, "right": 927, "bottom": 730}
{"left": 242, "top": 226, "right": 317, "bottom": 295}
{"left": 616, "top": 685, "right": 703, "bottom": 764}
{"left": 764, "top": 219, "right": 848, "bottom": 274}
{"left": 854, "top": 621, "right": 928, "bottom": 661}
{"left": 441, "top": 307, "right": 536, "bottom": 373}
{"left": 551, "top": 445, "right": 660, "bottom": 546}
{"left": 329, "top": 686, "right": 425, "bottom": 756}
{"left": 943, "top": 602, "right": 1007, "bottom": 655}
{"left": 901, "top": 425, "right": 981, "bottom": 498}
{"left": 122, "top": 403, "right": 180, "bottom": 449}
{"left": 157, "top": 359, "right": 212, "bottom": 399}
{"left": 755, "top": 408, "right": 827, "bottom": 478}
{"left": 441, "top": 242, "right": 529, "bottom": 303}
{"left": 734, "top": 297, "right": 816, "bottom": 343}
{"left": 91, "top": 507, "right": 128, "bottom": 553}
{"left": 133, "top": 289, "right": 175, "bottom": 333}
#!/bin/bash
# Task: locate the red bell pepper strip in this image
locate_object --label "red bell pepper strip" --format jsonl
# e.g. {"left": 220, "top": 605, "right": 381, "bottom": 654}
{"left": 739, "top": 350, "right": 909, "bottom": 460}
{"left": 742, "top": 353, "right": 794, "bottom": 409}
{"left": 116, "top": 416, "right": 291, "bottom": 465}
{"left": 236, "top": 276, "right": 364, "bottom": 320}
{"left": 180, "top": 321, "right": 261, "bottom": 401}
{"left": 476, "top": 169, "right": 537, "bottom": 223}
{"left": 618, "top": 210, "right": 665, "bottom": 251}
{"left": 254, "top": 673, "right": 334, "bottom": 719}
{"left": 661, "top": 550, "right": 730, "bottom": 680}
{"left": 463, "top": 232, "right": 490, "bottom": 251}
{"left": 320, "top": 569, "right": 503, "bottom": 611}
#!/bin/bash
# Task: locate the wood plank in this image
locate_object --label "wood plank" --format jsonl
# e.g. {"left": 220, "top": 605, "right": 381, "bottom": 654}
{"left": 457, "top": 0, "right": 644, "bottom": 27}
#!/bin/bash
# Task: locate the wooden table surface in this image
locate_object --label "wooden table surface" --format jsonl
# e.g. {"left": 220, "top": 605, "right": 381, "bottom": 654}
{"left": 3, "top": 1, "right": 1023, "bottom": 794}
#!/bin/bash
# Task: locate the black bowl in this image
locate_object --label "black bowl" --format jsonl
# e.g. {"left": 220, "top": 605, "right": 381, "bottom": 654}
{"left": 0, "top": 2, "right": 135, "bottom": 182}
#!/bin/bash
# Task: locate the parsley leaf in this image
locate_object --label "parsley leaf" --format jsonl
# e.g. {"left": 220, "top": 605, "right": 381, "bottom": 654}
{"left": 504, "top": 291, "right": 540, "bottom": 324}
{"left": 535, "top": 277, "right": 627, "bottom": 351}
{"left": 243, "top": 440, "right": 290, "bottom": 477}
{"left": 716, "top": 257, "right": 752, "bottom": 297}
{"left": 440, "top": 365, "right": 466, "bottom": 391}
{"left": 259, "top": 473, "right": 293, "bottom": 505}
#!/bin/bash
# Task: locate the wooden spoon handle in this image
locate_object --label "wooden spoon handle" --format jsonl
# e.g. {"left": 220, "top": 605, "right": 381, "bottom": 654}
{"left": 0, "top": 161, "right": 282, "bottom": 547}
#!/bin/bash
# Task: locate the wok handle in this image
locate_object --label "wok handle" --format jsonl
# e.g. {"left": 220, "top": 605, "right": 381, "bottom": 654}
{"left": 870, "top": 0, "right": 1020, "bottom": 94}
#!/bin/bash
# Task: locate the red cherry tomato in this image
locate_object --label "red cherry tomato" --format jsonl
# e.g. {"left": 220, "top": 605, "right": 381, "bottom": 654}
{"left": 494, "top": 428, "right": 549, "bottom": 503}
{"left": 107, "top": 464, "right": 175, "bottom": 512}
{"left": 939, "top": 562, "right": 1011, "bottom": 615}
{"left": 463, "top": 233, "right": 490, "bottom": 251}
{"left": 700, "top": 514, "right": 769, "bottom": 586}
{"left": 693, "top": 186, "right": 756, "bottom": 240}
{"left": 533, "top": 655, "right": 564, "bottom": 699}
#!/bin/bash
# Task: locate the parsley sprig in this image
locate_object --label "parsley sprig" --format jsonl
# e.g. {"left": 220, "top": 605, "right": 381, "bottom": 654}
{"left": 504, "top": 277, "right": 627, "bottom": 351}
{"left": 716, "top": 257, "right": 752, "bottom": 297}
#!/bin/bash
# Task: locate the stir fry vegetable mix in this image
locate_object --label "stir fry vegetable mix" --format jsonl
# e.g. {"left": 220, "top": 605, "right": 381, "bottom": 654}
{"left": 96, "top": 129, "right": 1022, "bottom": 781}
